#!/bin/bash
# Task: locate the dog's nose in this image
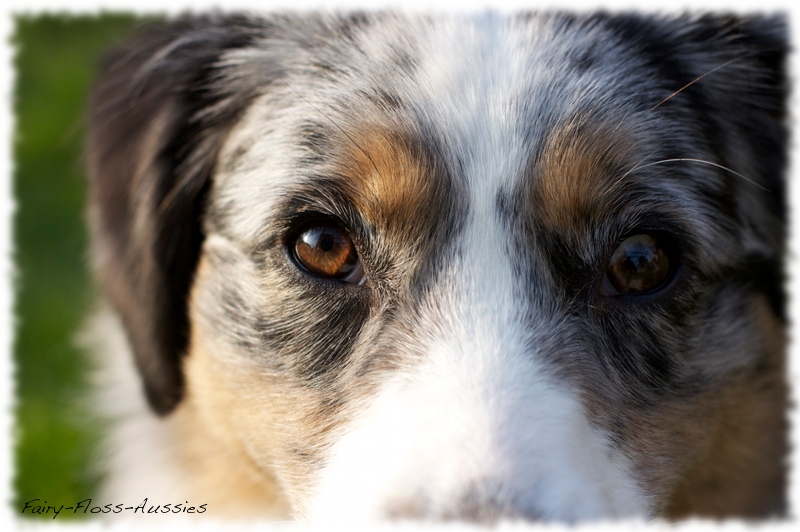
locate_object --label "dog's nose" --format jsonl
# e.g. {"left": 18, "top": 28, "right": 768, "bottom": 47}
{"left": 385, "top": 481, "right": 539, "bottom": 523}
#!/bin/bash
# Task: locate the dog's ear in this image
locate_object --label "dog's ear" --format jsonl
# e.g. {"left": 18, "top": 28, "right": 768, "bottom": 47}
{"left": 88, "top": 16, "right": 269, "bottom": 414}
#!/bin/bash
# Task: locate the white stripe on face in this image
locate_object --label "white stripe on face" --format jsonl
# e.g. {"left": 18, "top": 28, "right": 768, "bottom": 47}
{"left": 305, "top": 263, "right": 651, "bottom": 521}
{"left": 305, "top": 17, "right": 651, "bottom": 522}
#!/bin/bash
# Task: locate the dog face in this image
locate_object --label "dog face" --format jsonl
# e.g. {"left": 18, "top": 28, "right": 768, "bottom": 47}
{"left": 88, "top": 12, "right": 788, "bottom": 522}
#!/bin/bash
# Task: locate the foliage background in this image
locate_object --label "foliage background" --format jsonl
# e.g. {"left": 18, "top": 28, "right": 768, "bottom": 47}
{"left": 12, "top": 14, "right": 149, "bottom": 518}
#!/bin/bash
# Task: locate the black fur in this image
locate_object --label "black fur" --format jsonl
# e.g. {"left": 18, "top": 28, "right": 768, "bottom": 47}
{"left": 88, "top": 15, "right": 270, "bottom": 413}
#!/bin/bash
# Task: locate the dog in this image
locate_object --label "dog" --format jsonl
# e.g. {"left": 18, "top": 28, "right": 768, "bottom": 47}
{"left": 86, "top": 11, "right": 789, "bottom": 522}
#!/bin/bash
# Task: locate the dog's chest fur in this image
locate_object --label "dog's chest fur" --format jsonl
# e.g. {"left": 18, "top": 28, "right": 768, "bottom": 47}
{"left": 89, "top": 12, "right": 788, "bottom": 522}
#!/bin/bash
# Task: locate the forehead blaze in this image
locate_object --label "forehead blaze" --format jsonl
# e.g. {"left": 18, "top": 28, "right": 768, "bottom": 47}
{"left": 533, "top": 117, "right": 639, "bottom": 233}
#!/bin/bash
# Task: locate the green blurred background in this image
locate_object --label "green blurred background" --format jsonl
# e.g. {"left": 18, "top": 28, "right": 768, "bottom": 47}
{"left": 12, "top": 14, "right": 154, "bottom": 519}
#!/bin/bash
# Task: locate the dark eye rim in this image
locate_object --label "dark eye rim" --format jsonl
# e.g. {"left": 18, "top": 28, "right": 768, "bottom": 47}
{"left": 600, "top": 231, "right": 682, "bottom": 298}
{"left": 285, "top": 218, "right": 366, "bottom": 285}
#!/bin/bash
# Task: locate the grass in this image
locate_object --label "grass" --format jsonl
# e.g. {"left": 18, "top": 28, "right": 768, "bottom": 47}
{"left": 12, "top": 14, "right": 152, "bottom": 520}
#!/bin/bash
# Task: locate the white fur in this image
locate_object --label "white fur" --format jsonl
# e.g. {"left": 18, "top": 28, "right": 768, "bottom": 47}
{"left": 307, "top": 213, "right": 650, "bottom": 521}
{"left": 82, "top": 310, "right": 190, "bottom": 508}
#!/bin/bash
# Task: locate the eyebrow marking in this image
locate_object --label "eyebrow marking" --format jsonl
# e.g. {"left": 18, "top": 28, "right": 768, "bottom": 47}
{"left": 280, "top": 77, "right": 383, "bottom": 180}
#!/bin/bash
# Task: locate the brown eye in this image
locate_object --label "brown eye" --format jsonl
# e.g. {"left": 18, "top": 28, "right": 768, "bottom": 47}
{"left": 291, "top": 225, "right": 364, "bottom": 283}
{"left": 605, "top": 234, "right": 672, "bottom": 295}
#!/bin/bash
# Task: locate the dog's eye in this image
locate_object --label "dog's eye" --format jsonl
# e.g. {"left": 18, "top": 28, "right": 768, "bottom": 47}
{"left": 605, "top": 234, "right": 672, "bottom": 295}
{"left": 291, "top": 225, "right": 364, "bottom": 284}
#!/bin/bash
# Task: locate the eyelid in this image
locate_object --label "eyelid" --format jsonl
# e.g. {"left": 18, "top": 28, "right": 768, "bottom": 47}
{"left": 342, "top": 261, "right": 366, "bottom": 285}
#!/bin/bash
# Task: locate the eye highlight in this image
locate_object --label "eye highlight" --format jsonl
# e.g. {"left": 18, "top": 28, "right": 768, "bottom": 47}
{"left": 605, "top": 234, "right": 672, "bottom": 295}
{"left": 290, "top": 224, "right": 364, "bottom": 284}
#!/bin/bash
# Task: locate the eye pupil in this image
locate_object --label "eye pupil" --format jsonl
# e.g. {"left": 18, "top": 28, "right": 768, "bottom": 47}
{"left": 292, "top": 225, "right": 363, "bottom": 282}
{"left": 319, "top": 235, "right": 333, "bottom": 251}
{"left": 606, "top": 234, "right": 671, "bottom": 295}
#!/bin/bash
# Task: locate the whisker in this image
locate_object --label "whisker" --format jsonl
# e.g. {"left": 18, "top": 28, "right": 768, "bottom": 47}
{"left": 596, "top": 57, "right": 750, "bottom": 201}
{"left": 649, "top": 56, "right": 745, "bottom": 112}
{"left": 603, "top": 153, "right": 655, "bottom": 195}
{"left": 601, "top": 56, "right": 762, "bottom": 197}
{"left": 623, "top": 157, "right": 768, "bottom": 191}
{"left": 608, "top": 56, "right": 744, "bottom": 147}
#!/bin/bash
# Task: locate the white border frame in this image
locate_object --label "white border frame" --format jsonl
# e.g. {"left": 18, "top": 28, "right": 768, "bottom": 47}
{"left": 1, "top": 2, "right": 796, "bottom": 530}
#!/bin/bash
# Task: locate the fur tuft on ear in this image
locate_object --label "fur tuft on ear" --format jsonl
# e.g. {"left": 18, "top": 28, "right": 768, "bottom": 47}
{"left": 87, "top": 15, "right": 268, "bottom": 414}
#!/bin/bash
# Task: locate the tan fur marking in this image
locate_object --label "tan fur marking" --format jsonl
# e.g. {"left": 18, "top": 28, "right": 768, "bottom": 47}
{"left": 579, "top": 293, "right": 787, "bottom": 519}
{"left": 534, "top": 115, "right": 636, "bottom": 235}
{"left": 337, "top": 127, "right": 434, "bottom": 241}
{"left": 664, "top": 295, "right": 787, "bottom": 518}
{"left": 176, "top": 254, "right": 357, "bottom": 518}
{"left": 167, "top": 399, "right": 288, "bottom": 518}
{"left": 151, "top": 257, "right": 288, "bottom": 518}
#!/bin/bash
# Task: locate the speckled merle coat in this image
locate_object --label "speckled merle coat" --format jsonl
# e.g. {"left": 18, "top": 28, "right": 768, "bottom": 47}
{"left": 87, "top": 11, "right": 788, "bottom": 522}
